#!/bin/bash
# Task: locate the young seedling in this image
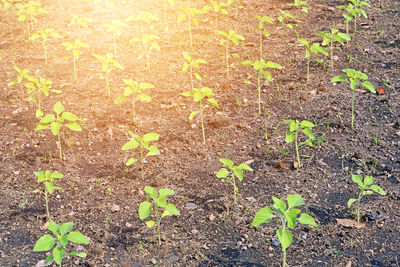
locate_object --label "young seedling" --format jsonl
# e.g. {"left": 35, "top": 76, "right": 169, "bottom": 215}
{"left": 331, "top": 69, "right": 375, "bottom": 128}
{"left": 69, "top": 13, "right": 91, "bottom": 29}
{"left": 239, "top": 58, "right": 282, "bottom": 113}
{"left": 348, "top": 174, "right": 386, "bottom": 223}
{"left": 215, "top": 29, "right": 245, "bottom": 78}
{"left": 121, "top": 131, "right": 160, "bottom": 180}
{"left": 288, "top": 0, "right": 308, "bottom": 13}
{"left": 297, "top": 37, "right": 328, "bottom": 83}
{"left": 181, "top": 87, "right": 219, "bottom": 145}
{"left": 36, "top": 101, "right": 82, "bottom": 160}
{"left": 252, "top": 194, "right": 318, "bottom": 267}
{"left": 30, "top": 28, "right": 61, "bottom": 65}
{"left": 102, "top": 19, "right": 129, "bottom": 56}
{"left": 315, "top": 28, "right": 350, "bottom": 69}
{"left": 8, "top": 65, "right": 32, "bottom": 87}
{"left": 92, "top": 52, "right": 124, "bottom": 98}
{"left": 277, "top": 9, "right": 296, "bottom": 30}
{"left": 181, "top": 51, "right": 207, "bottom": 92}
{"left": 126, "top": 11, "right": 159, "bottom": 33}
{"left": 336, "top": 4, "right": 355, "bottom": 38}
{"left": 216, "top": 158, "right": 253, "bottom": 205}
{"left": 32, "top": 170, "right": 63, "bottom": 219}
{"left": 139, "top": 186, "right": 180, "bottom": 245}
{"left": 0, "top": 0, "right": 22, "bottom": 13}
{"left": 339, "top": 0, "right": 371, "bottom": 36}
{"left": 16, "top": 1, "right": 46, "bottom": 38}
{"left": 130, "top": 34, "right": 161, "bottom": 73}
{"left": 115, "top": 79, "right": 154, "bottom": 121}
{"left": 177, "top": 5, "right": 210, "bottom": 49}
{"left": 284, "top": 119, "right": 315, "bottom": 168}
{"left": 33, "top": 220, "right": 89, "bottom": 266}
{"left": 210, "top": 0, "right": 231, "bottom": 30}
{"left": 62, "top": 39, "right": 90, "bottom": 80}
{"left": 254, "top": 15, "right": 274, "bottom": 59}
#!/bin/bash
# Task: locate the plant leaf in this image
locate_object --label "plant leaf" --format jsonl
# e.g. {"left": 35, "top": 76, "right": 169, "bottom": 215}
{"left": 216, "top": 168, "right": 229, "bottom": 178}
{"left": 299, "top": 213, "right": 319, "bottom": 227}
{"left": 138, "top": 201, "right": 152, "bottom": 220}
{"left": 52, "top": 247, "right": 65, "bottom": 265}
{"left": 67, "top": 231, "right": 89, "bottom": 244}
{"left": 276, "top": 229, "right": 293, "bottom": 250}
{"left": 33, "top": 234, "right": 56, "bottom": 252}
{"left": 68, "top": 251, "right": 87, "bottom": 258}
{"left": 59, "top": 222, "right": 73, "bottom": 235}
{"left": 143, "top": 132, "right": 160, "bottom": 142}
{"left": 252, "top": 207, "right": 274, "bottom": 226}
{"left": 347, "top": 198, "right": 357, "bottom": 208}
{"left": 369, "top": 185, "right": 386, "bottom": 195}
{"left": 287, "top": 194, "right": 304, "bottom": 209}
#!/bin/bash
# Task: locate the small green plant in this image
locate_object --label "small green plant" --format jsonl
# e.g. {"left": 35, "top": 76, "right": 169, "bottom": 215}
{"left": 239, "top": 58, "right": 282, "bottom": 113}
{"left": 216, "top": 158, "right": 253, "bottom": 205}
{"left": 215, "top": 29, "right": 245, "bottom": 78}
{"left": 62, "top": 39, "right": 90, "bottom": 80}
{"left": 210, "top": 0, "right": 231, "bottom": 30}
{"left": 336, "top": 4, "right": 355, "bottom": 38}
{"left": 1, "top": 0, "right": 22, "bottom": 13}
{"left": 339, "top": 0, "right": 371, "bottom": 36}
{"left": 126, "top": 11, "right": 159, "bottom": 33}
{"left": 130, "top": 34, "right": 161, "bottom": 72}
{"left": 102, "top": 19, "right": 129, "bottom": 56}
{"left": 297, "top": 37, "right": 328, "bottom": 83}
{"left": 8, "top": 64, "right": 32, "bottom": 87}
{"left": 181, "top": 51, "right": 207, "bottom": 92}
{"left": 121, "top": 132, "right": 160, "bottom": 180}
{"left": 30, "top": 28, "right": 61, "bottom": 65}
{"left": 181, "top": 87, "right": 219, "bottom": 145}
{"left": 348, "top": 174, "right": 386, "bottom": 222}
{"left": 284, "top": 119, "right": 315, "bottom": 168}
{"left": 254, "top": 15, "right": 274, "bottom": 59}
{"left": 16, "top": 1, "right": 46, "bottom": 38}
{"left": 331, "top": 69, "right": 376, "bottom": 128}
{"left": 315, "top": 28, "right": 350, "bottom": 69}
{"left": 32, "top": 170, "right": 63, "bottom": 219}
{"left": 33, "top": 220, "right": 89, "bottom": 266}
{"left": 115, "top": 79, "right": 154, "bottom": 121}
{"left": 277, "top": 9, "right": 296, "bottom": 30}
{"left": 252, "top": 194, "right": 318, "bottom": 267}
{"left": 138, "top": 186, "right": 180, "bottom": 245}
{"left": 36, "top": 101, "right": 82, "bottom": 160}
{"left": 288, "top": 0, "right": 308, "bottom": 13}
{"left": 92, "top": 52, "right": 124, "bottom": 98}
{"left": 69, "top": 13, "right": 91, "bottom": 28}
{"left": 177, "top": 5, "right": 210, "bottom": 48}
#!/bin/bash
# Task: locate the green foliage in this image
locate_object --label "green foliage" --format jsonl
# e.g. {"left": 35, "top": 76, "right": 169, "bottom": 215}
{"left": 215, "top": 29, "right": 245, "bottom": 78}
{"left": 16, "top": 1, "right": 46, "bottom": 37}
{"left": 348, "top": 175, "right": 386, "bottom": 222}
{"left": 181, "top": 51, "right": 207, "bottom": 92}
{"left": 30, "top": 28, "right": 60, "bottom": 65}
{"left": 288, "top": 0, "right": 308, "bottom": 13}
{"left": 8, "top": 64, "right": 32, "bottom": 87}
{"left": 69, "top": 13, "right": 91, "bottom": 28}
{"left": 121, "top": 131, "right": 160, "bottom": 180}
{"left": 315, "top": 28, "right": 350, "bottom": 69}
{"left": 252, "top": 194, "right": 318, "bottom": 267}
{"left": 33, "top": 220, "right": 89, "bottom": 266}
{"left": 36, "top": 101, "right": 82, "bottom": 160}
{"left": 210, "top": 0, "right": 231, "bottom": 29}
{"left": 216, "top": 158, "right": 253, "bottom": 205}
{"left": 297, "top": 37, "right": 328, "bottom": 83}
{"left": 92, "top": 52, "right": 124, "bottom": 98}
{"left": 102, "top": 19, "right": 129, "bottom": 56}
{"left": 331, "top": 69, "right": 375, "bottom": 128}
{"left": 239, "top": 58, "right": 282, "bottom": 113}
{"left": 0, "top": 0, "right": 22, "bottom": 12}
{"left": 181, "top": 87, "right": 219, "bottom": 145}
{"left": 177, "top": 5, "right": 210, "bottom": 48}
{"left": 138, "top": 186, "right": 180, "bottom": 245}
{"left": 254, "top": 15, "right": 274, "bottom": 58}
{"left": 277, "top": 9, "right": 296, "bottom": 30}
{"left": 130, "top": 34, "right": 161, "bottom": 72}
{"left": 115, "top": 79, "right": 154, "bottom": 121}
{"left": 284, "top": 119, "right": 315, "bottom": 168}
{"left": 62, "top": 39, "right": 90, "bottom": 80}
{"left": 338, "top": 0, "right": 371, "bottom": 35}
{"left": 33, "top": 170, "right": 63, "bottom": 219}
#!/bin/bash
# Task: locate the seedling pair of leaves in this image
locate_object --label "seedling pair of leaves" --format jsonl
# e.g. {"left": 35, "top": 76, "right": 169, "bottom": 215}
{"left": 210, "top": 0, "right": 232, "bottom": 30}
{"left": 16, "top": 1, "right": 46, "bottom": 38}
{"left": 126, "top": 11, "right": 159, "bottom": 33}
{"left": 337, "top": 0, "right": 371, "bottom": 36}
{"left": 121, "top": 132, "right": 160, "bottom": 180}
{"left": 297, "top": 37, "right": 328, "bottom": 83}
{"left": 252, "top": 194, "right": 318, "bottom": 267}
{"left": 348, "top": 174, "right": 386, "bottom": 222}
{"left": 138, "top": 186, "right": 180, "bottom": 245}
{"left": 62, "top": 39, "right": 90, "bottom": 80}
{"left": 8, "top": 65, "right": 32, "bottom": 97}
{"left": 115, "top": 79, "right": 154, "bottom": 121}
{"left": 215, "top": 29, "right": 245, "bottom": 78}
{"left": 102, "top": 19, "right": 129, "bottom": 56}
{"left": 30, "top": 28, "right": 61, "bottom": 65}
{"left": 216, "top": 158, "right": 253, "bottom": 205}
{"left": 130, "top": 34, "right": 161, "bottom": 73}
{"left": 331, "top": 69, "right": 375, "bottom": 128}
{"left": 284, "top": 119, "right": 315, "bottom": 168}
{"left": 69, "top": 13, "right": 91, "bottom": 29}
{"left": 239, "top": 58, "right": 282, "bottom": 114}
{"left": 36, "top": 101, "right": 82, "bottom": 160}
{"left": 33, "top": 170, "right": 63, "bottom": 219}
{"left": 288, "top": 0, "right": 308, "bottom": 13}
{"left": 315, "top": 28, "right": 350, "bottom": 69}
{"left": 177, "top": 5, "right": 210, "bottom": 49}
{"left": 33, "top": 220, "right": 89, "bottom": 266}
{"left": 92, "top": 52, "right": 124, "bottom": 98}
{"left": 181, "top": 51, "right": 206, "bottom": 92}
{"left": 254, "top": 15, "right": 274, "bottom": 59}
{"left": 181, "top": 87, "right": 219, "bottom": 145}
{"left": 278, "top": 9, "right": 296, "bottom": 30}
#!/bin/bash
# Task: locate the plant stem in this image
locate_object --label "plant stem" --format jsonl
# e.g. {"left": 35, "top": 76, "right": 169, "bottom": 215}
{"left": 257, "top": 68, "right": 261, "bottom": 114}
{"left": 330, "top": 38, "right": 333, "bottom": 69}
{"left": 140, "top": 146, "right": 144, "bottom": 180}
{"left": 155, "top": 204, "right": 161, "bottom": 245}
{"left": 232, "top": 174, "right": 237, "bottom": 205}
{"left": 356, "top": 190, "right": 362, "bottom": 222}
{"left": 225, "top": 42, "right": 229, "bottom": 78}
{"left": 45, "top": 188, "right": 50, "bottom": 219}
{"left": 200, "top": 104, "right": 206, "bottom": 145}
{"left": 351, "top": 87, "right": 355, "bottom": 128}
{"left": 73, "top": 56, "right": 77, "bottom": 80}
{"left": 42, "top": 41, "right": 47, "bottom": 65}
{"left": 58, "top": 132, "right": 62, "bottom": 160}
{"left": 295, "top": 131, "right": 300, "bottom": 168}
{"left": 282, "top": 248, "right": 287, "bottom": 267}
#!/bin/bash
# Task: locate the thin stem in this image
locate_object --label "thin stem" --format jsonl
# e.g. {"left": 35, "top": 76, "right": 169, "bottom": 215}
{"left": 140, "top": 146, "right": 144, "bottom": 180}
{"left": 257, "top": 69, "right": 261, "bottom": 114}
{"left": 282, "top": 248, "right": 287, "bottom": 267}
{"left": 45, "top": 188, "right": 50, "bottom": 219}
{"left": 295, "top": 131, "right": 300, "bottom": 168}
{"left": 225, "top": 42, "right": 229, "bottom": 78}
{"left": 155, "top": 204, "right": 161, "bottom": 245}
{"left": 351, "top": 87, "right": 355, "bottom": 128}
{"left": 42, "top": 41, "right": 47, "bottom": 65}
{"left": 330, "top": 38, "right": 333, "bottom": 69}
{"left": 356, "top": 190, "right": 363, "bottom": 222}
{"left": 73, "top": 56, "right": 77, "bottom": 80}
{"left": 232, "top": 174, "right": 237, "bottom": 205}
{"left": 200, "top": 103, "right": 205, "bottom": 145}
{"left": 58, "top": 131, "right": 62, "bottom": 160}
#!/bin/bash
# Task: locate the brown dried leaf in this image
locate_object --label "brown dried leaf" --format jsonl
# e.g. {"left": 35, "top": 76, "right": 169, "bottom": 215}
{"left": 279, "top": 161, "right": 290, "bottom": 169}
{"left": 336, "top": 218, "right": 365, "bottom": 229}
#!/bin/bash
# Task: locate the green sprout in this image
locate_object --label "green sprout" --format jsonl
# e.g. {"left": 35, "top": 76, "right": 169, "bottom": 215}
{"left": 288, "top": 0, "right": 308, "bottom": 13}
{"left": 130, "top": 34, "right": 161, "bottom": 73}
{"left": 33, "top": 220, "right": 89, "bottom": 266}
{"left": 138, "top": 186, "right": 180, "bottom": 245}
{"left": 126, "top": 11, "right": 159, "bottom": 33}
{"left": 284, "top": 119, "right": 315, "bottom": 168}
{"left": 69, "top": 13, "right": 91, "bottom": 29}
{"left": 92, "top": 52, "right": 124, "bottom": 98}
{"left": 347, "top": 174, "right": 386, "bottom": 222}
{"left": 181, "top": 51, "right": 207, "bottom": 92}
{"left": 0, "top": 0, "right": 22, "bottom": 13}
{"left": 16, "top": 1, "right": 46, "bottom": 38}
{"left": 215, "top": 29, "right": 245, "bottom": 78}
{"left": 62, "top": 39, "right": 90, "bottom": 80}
{"left": 336, "top": 4, "right": 355, "bottom": 38}
{"left": 315, "top": 28, "right": 350, "bottom": 69}
{"left": 121, "top": 131, "right": 160, "bottom": 180}
{"left": 30, "top": 28, "right": 61, "bottom": 65}
{"left": 277, "top": 9, "right": 296, "bottom": 30}
{"left": 32, "top": 170, "right": 63, "bottom": 219}
{"left": 252, "top": 194, "right": 318, "bottom": 267}
{"left": 338, "top": 0, "right": 371, "bottom": 36}
{"left": 216, "top": 158, "right": 253, "bottom": 205}
{"left": 115, "top": 79, "right": 154, "bottom": 121}
{"left": 177, "top": 5, "right": 210, "bottom": 49}
{"left": 331, "top": 69, "right": 376, "bottom": 128}
{"left": 36, "top": 101, "right": 82, "bottom": 160}
{"left": 210, "top": 0, "right": 231, "bottom": 30}
{"left": 102, "top": 19, "right": 129, "bottom": 56}
{"left": 297, "top": 37, "right": 328, "bottom": 83}
{"left": 254, "top": 15, "right": 274, "bottom": 59}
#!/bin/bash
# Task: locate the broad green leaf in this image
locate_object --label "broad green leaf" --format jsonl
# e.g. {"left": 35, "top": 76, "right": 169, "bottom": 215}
{"left": 126, "top": 157, "right": 138, "bottom": 166}
{"left": 115, "top": 96, "right": 128, "bottom": 104}
{"left": 287, "top": 209, "right": 301, "bottom": 229}
{"left": 39, "top": 114, "right": 55, "bottom": 124}
{"left": 181, "top": 90, "right": 193, "bottom": 97}
{"left": 62, "top": 112, "right": 78, "bottom": 121}
{"left": 302, "top": 127, "right": 314, "bottom": 139}
{"left": 53, "top": 101, "right": 65, "bottom": 114}
{"left": 59, "top": 222, "right": 73, "bottom": 235}
{"left": 143, "top": 132, "right": 160, "bottom": 142}
{"left": 138, "top": 201, "right": 152, "bottom": 219}
{"left": 159, "top": 188, "right": 174, "bottom": 197}
{"left": 300, "top": 120, "right": 314, "bottom": 128}
{"left": 53, "top": 246, "right": 65, "bottom": 265}
{"left": 298, "top": 213, "right": 319, "bottom": 227}
{"left": 68, "top": 251, "right": 87, "bottom": 258}
{"left": 189, "top": 111, "right": 198, "bottom": 120}
{"left": 182, "top": 51, "right": 191, "bottom": 61}
{"left": 351, "top": 174, "right": 363, "bottom": 186}
{"left": 207, "top": 98, "right": 219, "bottom": 108}
{"left": 33, "top": 234, "right": 55, "bottom": 252}
{"left": 272, "top": 196, "right": 286, "bottom": 212}
{"left": 216, "top": 168, "right": 229, "bottom": 178}
{"left": 266, "top": 61, "right": 282, "bottom": 70}
{"left": 298, "top": 38, "right": 309, "bottom": 47}
{"left": 252, "top": 207, "right": 274, "bottom": 226}
{"left": 234, "top": 169, "right": 244, "bottom": 181}
{"left": 237, "top": 163, "right": 253, "bottom": 172}
{"left": 287, "top": 194, "right": 304, "bottom": 209}
{"left": 139, "top": 82, "right": 155, "bottom": 89}
{"left": 363, "top": 176, "right": 374, "bottom": 186}
{"left": 50, "top": 122, "right": 61, "bottom": 136}
{"left": 146, "top": 145, "right": 160, "bottom": 156}
{"left": 138, "top": 94, "right": 151, "bottom": 102}
{"left": 45, "top": 181, "right": 55, "bottom": 194}
{"left": 66, "top": 122, "right": 82, "bottom": 131}
{"left": 121, "top": 140, "right": 139, "bottom": 150}
{"left": 362, "top": 81, "right": 376, "bottom": 93}
{"left": 285, "top": 131, "right": 295, "bottom": 143}
{"left": 165, "top": 203, "right": 180, "bottom": 216}
{"left": 347, "top": 198, "right": 357, "bottom": 208}
{"left": 156, "top": 197, "right": 167, "bottom": 208}
{"left": 331, "top": 75, "right": 347, "bottom": 83}
{"left": 50, "top": 172, "right": 63, "bottom": 179}
{"left": 48, "top": 220, "right": 59, "bottom": 234}
{"left": 146, "top": 220, "right": 155, "bottom": 227}
{"left": 220, "top": 158, "right": 234, "bottom": 168}
{"left": 144, "top": 186, "right": 158, "bottom": 198}
{"left": 369, "top": 185, "right": 386, "bottom": 195}
{"left": 59, "top": 235, "right": 68, "bottom": 247}
{"left": 276, "top": 229, "right": 292, "bottom": 250}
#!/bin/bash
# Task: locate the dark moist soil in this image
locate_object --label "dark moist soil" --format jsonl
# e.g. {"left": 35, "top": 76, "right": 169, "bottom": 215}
{"left": 0, "top": 0, "right": 399, "bottom": 266}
